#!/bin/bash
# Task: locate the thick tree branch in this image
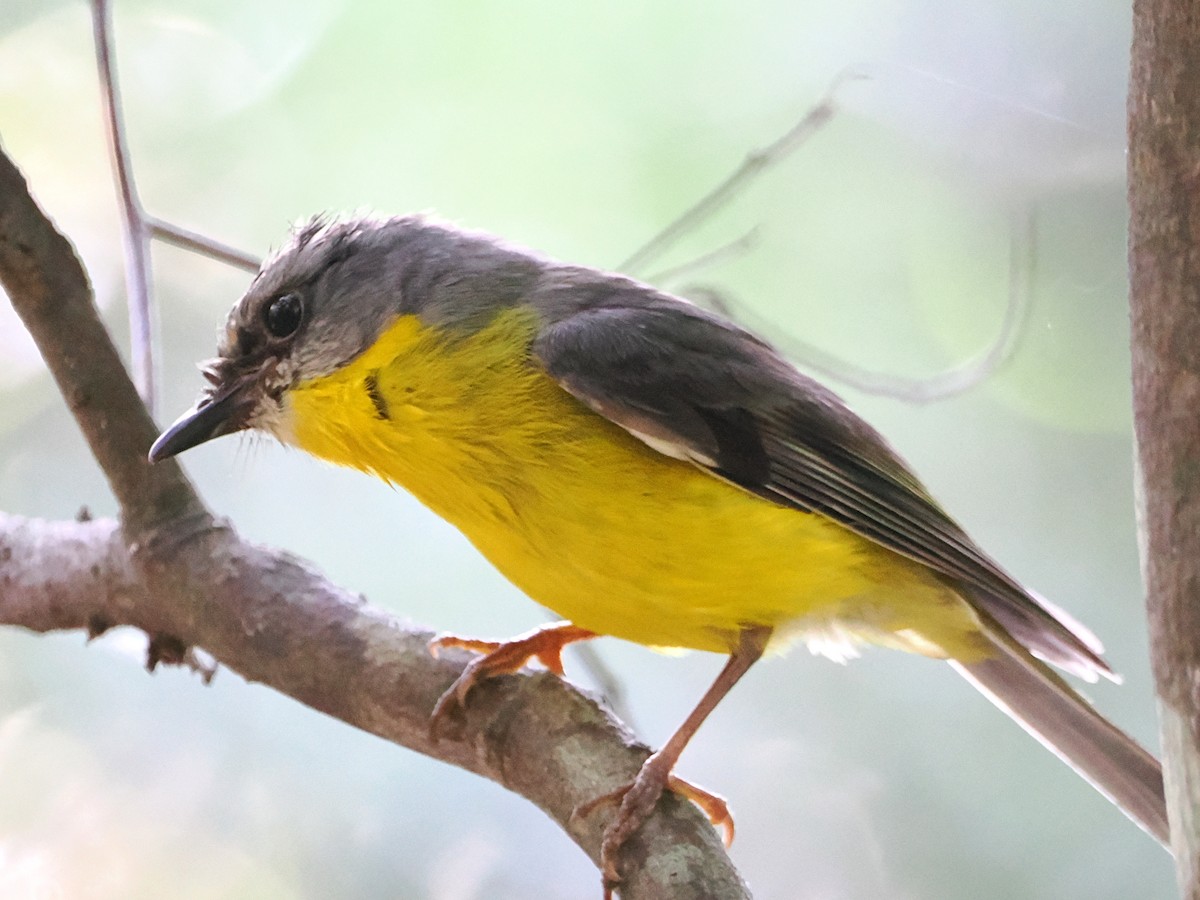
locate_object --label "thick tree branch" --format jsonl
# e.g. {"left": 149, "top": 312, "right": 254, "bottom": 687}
{"left": 0, "top": 150, "right": 201, "bottom": 538}
{"left": 0, "top": 511, "right": 748, "bottom": 898}
{"left": 0, "top": 148, "right": 749, "bottom": 898}
{"left": 1128, "top": 0, "right": 1200, "bottom": 892}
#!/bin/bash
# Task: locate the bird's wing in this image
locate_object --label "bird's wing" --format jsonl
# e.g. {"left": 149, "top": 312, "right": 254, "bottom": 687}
{"left": 532, "top": 282, "right": 1109, "bottom": 678}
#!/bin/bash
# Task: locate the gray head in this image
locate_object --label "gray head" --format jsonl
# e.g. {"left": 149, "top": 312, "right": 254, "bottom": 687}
{"left": 148, "top": 213, "right": 546, "bottom": 461}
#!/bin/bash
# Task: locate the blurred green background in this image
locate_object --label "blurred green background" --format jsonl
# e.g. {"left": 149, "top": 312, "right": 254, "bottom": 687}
{"left": 0, "top": 0, "right": 1170, "bottom": 898}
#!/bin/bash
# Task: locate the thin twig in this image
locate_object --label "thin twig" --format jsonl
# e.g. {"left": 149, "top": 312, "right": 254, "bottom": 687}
{"left": 619, "top": 69, "right": 860, "bottom": 277}
{"left": 148, "top": 217, "right": 261, "bottom": 272}
{"left": 91, "top": 0, "right": 156, "bottom": 412}
{"left": 684, "top": 204, "right": 1035, "bottom": 404}
{"left": 644, "top": 227, "right": 761, "bottom": 289}
{"left": 866, "top": 60, "right": 1104, "bottom": 136}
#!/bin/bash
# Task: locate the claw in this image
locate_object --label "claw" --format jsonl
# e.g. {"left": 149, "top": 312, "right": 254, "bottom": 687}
{"left": 428, "top": 634, "right": 506, "bottom": 658}
{"left": 572, "top": 753, "right": 735, "bottom": 893}
{"left": 667, "top": 775, "right": 733, "bottom": 847}
{"left": 573, "top": 625, "right": 768, "bottom": 894}
{"left": 426, "top": 623, "right": 596, "bottom": 740}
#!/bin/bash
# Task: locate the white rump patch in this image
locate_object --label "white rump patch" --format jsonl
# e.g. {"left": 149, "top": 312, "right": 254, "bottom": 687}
{"left": 797, "top": 622, "right": 865, "bottom": 664}
{"left": 779, "top": 620, "right": 951, "bottom": 664}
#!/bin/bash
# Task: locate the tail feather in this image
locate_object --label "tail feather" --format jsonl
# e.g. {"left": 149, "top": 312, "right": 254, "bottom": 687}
{"left": 953, "top": 627, "right": 1168, "bottom": 847}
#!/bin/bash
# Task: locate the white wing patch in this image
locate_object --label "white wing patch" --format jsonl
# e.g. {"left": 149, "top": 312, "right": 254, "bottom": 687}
{"left": 625, "top": 426, "right": 717, "bottom": 467}
{"left": 559, "top": 376, "right": 719, "bottom": 468}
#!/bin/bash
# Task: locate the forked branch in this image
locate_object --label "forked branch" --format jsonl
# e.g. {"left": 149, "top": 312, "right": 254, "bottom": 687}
{"left": 0, "top": 145, "right": 750, "bottom": 900}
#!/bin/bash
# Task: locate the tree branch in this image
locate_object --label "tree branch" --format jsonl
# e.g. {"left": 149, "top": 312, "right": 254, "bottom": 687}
{"left": 0, "top": 147, "right": 749, "bottom": 898}
{"left": 1128, "top": 0, "right": 1200, "bottom": 890}
{"left": 0, "top": 145, "right": 201, "bottom": 537}
{"left": 685, "top": 205, "right": 1035, "bottom": 405}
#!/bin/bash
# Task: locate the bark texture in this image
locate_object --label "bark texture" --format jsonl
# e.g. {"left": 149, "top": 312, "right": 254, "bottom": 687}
{"left": 1129, "top": 0, "right": 1200, "bottom": 893}
{"left": 0, "top": 147, "right": 751, "bottom": 900}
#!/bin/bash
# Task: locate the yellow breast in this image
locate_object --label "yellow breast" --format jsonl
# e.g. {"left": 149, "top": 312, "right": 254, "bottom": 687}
{"left": 281, "top": 309, "right": 987, "bottom": 659}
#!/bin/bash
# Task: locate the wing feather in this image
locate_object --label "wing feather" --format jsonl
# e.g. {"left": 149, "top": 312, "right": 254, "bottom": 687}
{"left": 532, "top": 275, "right": 1109, "bottom": 678}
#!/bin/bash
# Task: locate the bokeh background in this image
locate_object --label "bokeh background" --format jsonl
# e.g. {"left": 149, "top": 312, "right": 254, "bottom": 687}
{"left": 0, "top": 0, "right": 1170, "bottom": 898}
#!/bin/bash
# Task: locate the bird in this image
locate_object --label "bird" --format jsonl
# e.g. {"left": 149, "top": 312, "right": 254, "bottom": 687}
{"left": 149, "top": 213, "right": 1168, "bottom": 895}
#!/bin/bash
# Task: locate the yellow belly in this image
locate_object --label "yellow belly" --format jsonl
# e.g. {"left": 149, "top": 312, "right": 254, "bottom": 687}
{"left": 280, "top": 310, "right": 988, "bottom": 659}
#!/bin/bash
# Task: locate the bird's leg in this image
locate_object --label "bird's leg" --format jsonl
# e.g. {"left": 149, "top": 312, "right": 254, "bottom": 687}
{"left": 576, "top": 624, "right": 771, "bottom": 897}
{"left": 428, "top": 621, "right": 597, "bottom": 736}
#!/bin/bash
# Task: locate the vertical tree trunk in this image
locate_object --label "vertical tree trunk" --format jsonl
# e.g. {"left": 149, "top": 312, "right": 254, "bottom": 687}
{"left": 1128, "top": 0, "right": 1200, "bottom": 894}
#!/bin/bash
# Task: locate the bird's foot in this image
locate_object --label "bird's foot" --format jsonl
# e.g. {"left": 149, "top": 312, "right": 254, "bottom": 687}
{"left": 573, "top": 751, "right": 734, "bottom": 898}
{"left": 428, "top": 621, "right": 596, "bottom": 738}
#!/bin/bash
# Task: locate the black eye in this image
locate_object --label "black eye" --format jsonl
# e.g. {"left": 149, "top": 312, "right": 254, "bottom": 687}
{"left": 264, "top": 292, "right": 303, "bottom": 339}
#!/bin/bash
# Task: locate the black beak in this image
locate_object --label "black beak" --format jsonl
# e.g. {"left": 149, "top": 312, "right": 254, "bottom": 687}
{"left": 148, "top": 378, "right": 259, "bottom": 463}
